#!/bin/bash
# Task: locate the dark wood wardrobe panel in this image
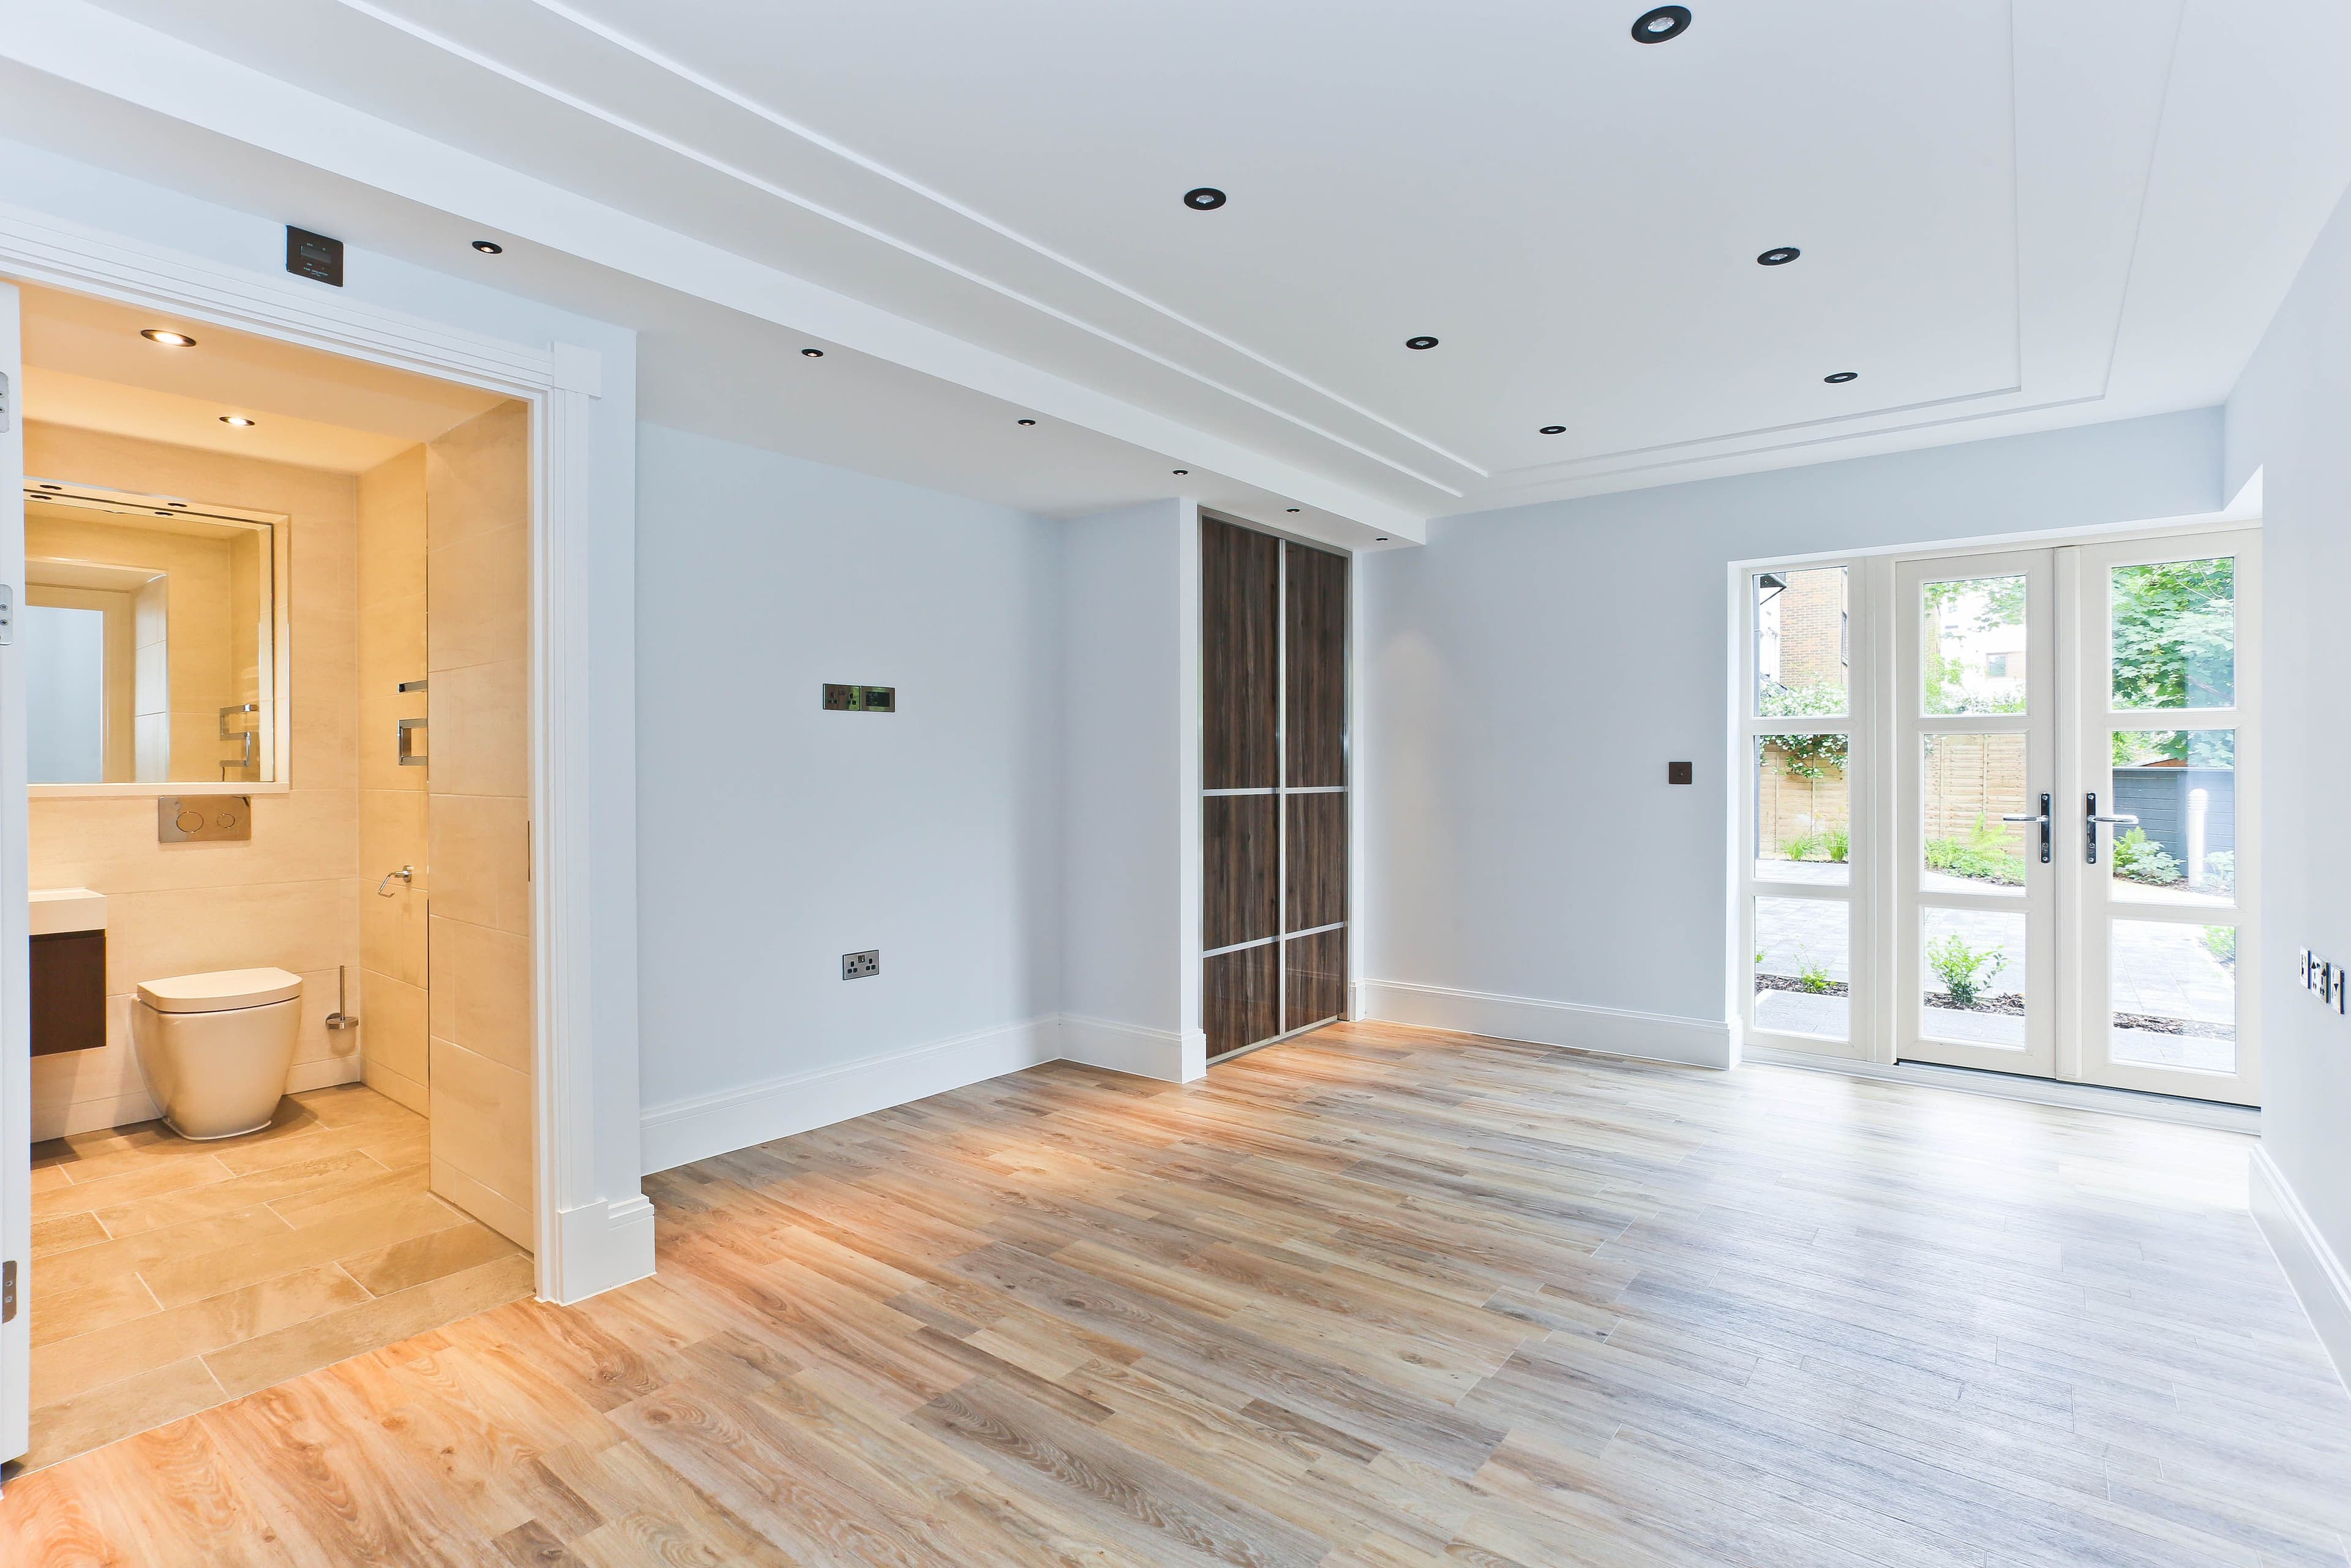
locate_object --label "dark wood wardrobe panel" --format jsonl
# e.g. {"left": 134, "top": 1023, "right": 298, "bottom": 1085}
{"left": 1205, "top": 944, "right": 1280, "bottom": 1057}
{"left": 1202, "top": 517, "right": 1280, "bottom": 790}
{"left": 1284, "top": 792, "right": 1347, "bottom": 932}
{"left": 1284, "top": 541, "right": 1348, "bottom": 789}
{"left": 1283, "top": 929, "right": 1346, "bottom": 1032}
{"left": 1204, "top": 794, "right": 1280, "bottom": 951}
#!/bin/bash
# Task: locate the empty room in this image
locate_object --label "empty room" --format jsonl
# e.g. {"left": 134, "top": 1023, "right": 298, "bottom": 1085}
{"left": 1, "top": 2, "right": 2349, "bottom": 1564}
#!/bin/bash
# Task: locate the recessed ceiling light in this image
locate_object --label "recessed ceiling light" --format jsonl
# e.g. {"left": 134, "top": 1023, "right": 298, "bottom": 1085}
{"left": 1375, "top": 536, "right": 1390, "bottom": 542}
{"left": 1539, "top": 425, "right": 1567, "bottom": 435}
{"left": 1173, "top": 468, "right": 1188, "bottom": 475}
{"left": 1757, "top": 247, "right": 1801, "bottom": 266}
{"left": 141, "top": 329, "right": 197, "bottom": 347}
{"left": 154, "top": 510, "right": 173, "bottom": 517}
{"left": 1824, "top": 371, "right": 1859, "bottom": 383}
{"left": 168, "top": 501, "right": 188, "bottom": 508}
{"left": 1286, "top": 508, "right": 1301, "bottom": 514}
{"left": 1632, "top": 5, "right": 1692, "bottom": 42}
{"left": 1405, "top": 336, "right": 1439, "bottom": 350}
{"left": 800, "top": 349, "right": 827, "bottom": 360}
{"left": 219, "top": 415, "right": 257, "bottom": 427}
{"left": 37, "top": 483, "right": 61, "bottom": 490}
{"left": 1183, "top": 187, "right": 1227, "bottom": 211}
{"left": 471, "top": 239, "right": 503, "bottom": 255}
{"left": 1016, "top": 418, "right": 1037, "bottom": 426}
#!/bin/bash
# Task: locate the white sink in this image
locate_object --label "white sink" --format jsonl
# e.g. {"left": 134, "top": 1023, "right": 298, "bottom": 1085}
{"left": 31, "top": 887, "right": 107, "bottom": 936}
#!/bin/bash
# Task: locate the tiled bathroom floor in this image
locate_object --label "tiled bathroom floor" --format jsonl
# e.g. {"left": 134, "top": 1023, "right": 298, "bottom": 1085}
{"left": 24, "top": 1082, "right": 531, "bottom": 1471}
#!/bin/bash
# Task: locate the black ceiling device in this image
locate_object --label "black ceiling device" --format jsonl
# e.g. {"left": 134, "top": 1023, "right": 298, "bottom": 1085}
{"left": 286, "top": 226, "right": 344, "bottom": 286}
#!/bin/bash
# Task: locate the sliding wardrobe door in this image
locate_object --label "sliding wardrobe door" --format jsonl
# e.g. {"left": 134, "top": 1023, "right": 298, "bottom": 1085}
{"left": 1200, "top": 516, "right": 1347, "bottom": 1060}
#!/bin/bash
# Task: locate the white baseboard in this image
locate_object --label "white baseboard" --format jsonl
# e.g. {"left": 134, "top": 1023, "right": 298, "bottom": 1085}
{"left": 638, "top": 1015, "right": 1062, "bottom": 1174}
{"left": 1355, "top": 980, "right": 1733, "bottom": 1070}
{"left": 1743, "top": 1046, "right": 2262, "bottom": 1133}
{"left": 1060, "top": 1013, "right": 1199, "bottom": 1082}
{"left": 2251, "top": 1146, "right": 2351, "bottom": 1394}
{"left": 544, "top": 1193, "right": 656, "bottom": 1305}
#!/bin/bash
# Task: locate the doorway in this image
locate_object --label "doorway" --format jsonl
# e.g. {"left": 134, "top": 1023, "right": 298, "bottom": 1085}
{"left": 1744, "top": 527, "right": 2259, "bottom": 1106}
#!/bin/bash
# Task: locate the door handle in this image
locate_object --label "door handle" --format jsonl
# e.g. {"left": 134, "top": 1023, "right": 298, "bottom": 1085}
{"left": 2002, "top": 793, "right": 2052, "bottom": 865}
{"left": 2085, "top": 793, "right": 2139, "bottom": 865}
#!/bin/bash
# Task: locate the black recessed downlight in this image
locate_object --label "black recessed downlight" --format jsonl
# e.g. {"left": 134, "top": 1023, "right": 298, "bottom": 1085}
{"left": 1173, "top": 468, "right": 1189, "bottom": 475}
{"left": 1184, "top": 187, "right": 1227, "bottom": 211}
{"left": 1405, "top": 335, "right": 1439, "bottom": 350}
{"left": 1824, "top": 371, "right": 1859, "bottom": 383}
{"left": 1632, "top": 5, "right": 1692, "bottom": 43}
{"left": 1286, "top": 508, "right": 1300, "bottom": 513}
{"left": 1757, "top": 247, "right": 1801, "bottom": 266}
{"left": 801, "top": 348, "right": 825, "bottom": 358}
{"left": 38, "top": 483, "right": 61, "bottom": 490}
{"left": 1375, "top": 536, "right": 1390, "bottom": 542}
{"left": 1539, "top": 425, "right": 1567, "bottom": 435}
{"left": 169, "top": 501, "right": 187, "bottom": 507}
{"left": 1016, "top": 418, "right": 1037, "bottom": 426}
{"left": 471, "top": 239, "right": 503, "bottom": 255}
{"left": 140, "top": 329, "right": 197, "bottom": 347}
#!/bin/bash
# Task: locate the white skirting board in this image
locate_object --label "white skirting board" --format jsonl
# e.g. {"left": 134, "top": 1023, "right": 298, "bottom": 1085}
{"left": 1060, "top": 1014, "right": 1202, "bottom": 1083}
{"left": 2251, "top": 1146, "right": 2351, "bottom": 1394}
{"left": 637, "top": 1016, "right": 1063, "bottom": 1174}
{"left": 1354, "top": 980, "right": 1734, "bottom": 1070}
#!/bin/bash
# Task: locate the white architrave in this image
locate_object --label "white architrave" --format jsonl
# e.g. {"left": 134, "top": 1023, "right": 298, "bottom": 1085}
{"left": 0, "top": 199, "right": 651, "bottom": 1333}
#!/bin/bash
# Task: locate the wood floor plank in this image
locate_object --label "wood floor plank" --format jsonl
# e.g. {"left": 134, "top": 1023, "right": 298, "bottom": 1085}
{"left": 7, "top": 1022, "right": 2348, "bottom": 1568}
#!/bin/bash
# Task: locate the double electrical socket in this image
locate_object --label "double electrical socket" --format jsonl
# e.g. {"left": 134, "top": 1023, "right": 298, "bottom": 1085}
{"left": 842, "top": 949, "right": 880, "bottom": 980}
{"left": 2298, "top": 950, "right": 2347, "bottom": 1015}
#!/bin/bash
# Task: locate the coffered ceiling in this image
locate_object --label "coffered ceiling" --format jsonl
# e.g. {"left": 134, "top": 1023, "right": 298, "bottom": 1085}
{"left": 6, "top": 0, "right": 2350, "bottom": 537}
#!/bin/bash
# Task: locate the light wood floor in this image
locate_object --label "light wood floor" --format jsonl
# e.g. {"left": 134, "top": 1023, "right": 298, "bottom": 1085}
{"left": 5, "top": 1021, "right": 2348, "bottom": 1565}
{"left": 23, "top": 1083, "right": 531, "bottom": 1471}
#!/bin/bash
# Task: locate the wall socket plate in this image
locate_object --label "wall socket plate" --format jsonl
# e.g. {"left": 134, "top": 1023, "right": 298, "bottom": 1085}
{"left": 842, "top": 949, "right": 880, "bottom": 980}
{"left": 823, "top": 684, "right": 896, "bottom": 713}
{"left": 2299, "top": 949, "right": 2346, "bottom": 1014}
{"left": 159, "top": 796, "right": 253, "bottom": 842}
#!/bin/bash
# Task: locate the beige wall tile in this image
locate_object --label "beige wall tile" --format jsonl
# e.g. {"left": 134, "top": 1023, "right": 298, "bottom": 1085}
{"left": 102, "top": 880, "right": 359, "bottom": 992}
{"left": 429, "top": 1157, "right": 531, "bottom": 1250}
{"left": 424, "top": 400, "right": 528, "bottom": 552}
{"left": 441, "top": 919, "right": 532, "bottom": 1074}
{"left": 428, "top": 658, "right": 528, "bottom": 798}
{"left": 429, "top": 1038, "right": 533, "bottom": 1231}
{"left": 364, "top": 1059, "right": 429, "bottom": 1117}
{"left": 427, "top": 794, "right": 530, "bottom": 935}
{"left": 427, "top": 525, "right": 528, "bottom": 673}
{"left": 358, "top": 448, "right": 429, "bottom": 607}
{"left": 362, "top": 973, "right": 428, "bottom": 1086}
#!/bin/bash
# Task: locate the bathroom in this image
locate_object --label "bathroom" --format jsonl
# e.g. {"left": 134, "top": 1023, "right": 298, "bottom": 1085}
{"left": 12, "top": 280, "right": 536, "bottom": 1470}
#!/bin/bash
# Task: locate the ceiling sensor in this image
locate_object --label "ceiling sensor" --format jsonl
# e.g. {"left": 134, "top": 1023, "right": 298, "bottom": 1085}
{"left": 1824, "top": 371, "right": 1859, "bottom": 383}
{"left": 1757, "top": 247, "right": 1801, "bottom": 266}
{"left": 471, "top": 239, "right": 503, "bottom": 255}
{"left": 801, "top": 348, "right": 825, "bottom": 358}
{"left": 219, "top": 415, "right": 257, "bottom": 427}
{"left": 1016, "top": 418, "right": 1037, "bottom": 426}
{"left": 1632, "top": 6, "right": 1692, "bottom": 42}
{"left": 1405, "top": 336, "right": 1439, "bottom": 350}
{"left": 140, "top": 329, "right": 197, "bottom": 347}
{"left": 1539, "top": 425, "right": 1567, "bottom": 435}
{"left": 1183, "top": 187, "right": 1227, "bottom": 211}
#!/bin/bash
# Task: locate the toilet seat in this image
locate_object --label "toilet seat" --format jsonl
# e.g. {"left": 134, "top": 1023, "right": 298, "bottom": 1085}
{"left": 136, "top": 967, "right": 303, "bottom": 1015}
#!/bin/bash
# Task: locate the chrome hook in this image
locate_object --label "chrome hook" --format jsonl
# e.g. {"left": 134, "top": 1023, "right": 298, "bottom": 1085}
{"left": 377, "top": 864, "right": 414, "bottom": 897}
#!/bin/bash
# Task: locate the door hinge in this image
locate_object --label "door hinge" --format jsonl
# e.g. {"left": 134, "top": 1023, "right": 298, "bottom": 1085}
{"left": 2, "top": 1258, "right": 16, "bottom": 1322}
{"left": 0, "top": 368, "right": 12, "bottom": 432}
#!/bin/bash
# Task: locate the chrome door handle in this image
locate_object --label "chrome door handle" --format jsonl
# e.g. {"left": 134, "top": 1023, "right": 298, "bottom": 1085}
{"left": 2085, "top": 793, "right": 2138, "bottom": 864}
{"left": 2003, "top": 793, "right": 2052, "bottom": 864}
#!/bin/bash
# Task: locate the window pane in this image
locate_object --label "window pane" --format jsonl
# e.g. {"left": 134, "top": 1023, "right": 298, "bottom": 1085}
{"left": 1755, "top": 897, "right": 1848, "bottom": 1040}
{"left": 2108, "top": 730, "right": 2235, "bottom": 907}
{"left": 1922, "top": 574, "right": 2027, "bottom": 715}
{"left": 1753, "top": 735, "right": 1848, "bottom": 885}
{"left": 1921, "top": 907, "right": 2026, "bottom": 1049}
{"left": 24, "top": 604, "right": 107, "bottom": 785}
{"left": 2111, "top": 919, "right": 2236, "bottom": 1073}
{"left": 1755, "top": 566, "right": 1848, "bottom": 718}
{"left": 2111, "top": 557, "right": 2234, "bottom": 711}
{"left": 1921, "top": 733, "right": 2030, "bottom": 896}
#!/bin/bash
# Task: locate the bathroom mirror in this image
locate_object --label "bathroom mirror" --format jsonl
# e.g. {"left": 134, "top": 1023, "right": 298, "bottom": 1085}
{"left": 22, "top": 483, "right": 288, "bottom": 791}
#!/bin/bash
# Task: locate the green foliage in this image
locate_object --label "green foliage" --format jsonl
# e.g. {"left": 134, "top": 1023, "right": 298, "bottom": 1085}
{"left": 2111, "top": 558, "right": 2235, "bottom": 715}
{"left": 1798, "top": 956, "right": 1835, "bottom": 994}
{"left": 1755, "top": 685, "right": 1848, "bottom": 779}
{"left": 2112, "top": 827, "right": 2182, "bottom": 885}
{"left": 1922, "top": 577, "right": 2028, "bottom": 715}
{"left": 1823, "top": 826, "right": 1850, "bottom": 863}
{"left": 1924, "top": 816, "right": 2025, "bottom": 886}
{"left": 1780, "top": 828, "right": 1821, "bottom": 862}
{"left": 1926, "top": 934, "right": 2006, "bottom": 1008}
{"left": 2204, "top": 850, "right": 2236, "bottom": 893}
{"left": 2202, "top": 926, "right": 2237, "bottom": 966}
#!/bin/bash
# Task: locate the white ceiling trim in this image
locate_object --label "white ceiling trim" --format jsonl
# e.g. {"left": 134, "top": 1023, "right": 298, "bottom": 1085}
{"left": 328, "top": 0, "right": 1481, "bottom": 496}
{"left": 2, "top": 0, "right": 1427, "bottom": 538}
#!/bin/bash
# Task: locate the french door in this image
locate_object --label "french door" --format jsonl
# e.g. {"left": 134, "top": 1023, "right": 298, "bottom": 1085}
{"left": 1745, "top": 527, "right": 2259, "bottom": 1106}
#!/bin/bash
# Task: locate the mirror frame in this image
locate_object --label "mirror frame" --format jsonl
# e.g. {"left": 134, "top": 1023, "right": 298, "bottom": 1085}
{"left": 23, "top": 476, "right": 294, "bottom": 798}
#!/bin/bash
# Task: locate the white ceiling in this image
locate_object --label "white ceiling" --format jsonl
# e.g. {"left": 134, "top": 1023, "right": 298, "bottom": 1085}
{"left": 16, "top": 282, "right": 509, "bottom": 471}
{"left": 6, "top": 0, "right": 2350, "bottom": 536}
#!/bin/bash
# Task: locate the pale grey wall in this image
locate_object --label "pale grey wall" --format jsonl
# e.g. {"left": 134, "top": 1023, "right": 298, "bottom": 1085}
{"left": 633, "top": 424, "right": 1062, "bottom": 1111}
{"left": 2228, "top": 181, "right": 2351, "bottom": 1266}
{"left": 1357, "top": 409, "right": 2224, "bottom": 1030}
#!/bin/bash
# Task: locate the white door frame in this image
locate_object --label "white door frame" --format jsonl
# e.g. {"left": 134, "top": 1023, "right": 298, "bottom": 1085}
{"left": 0, "top": 200, "right": 647, "bottom": 1461}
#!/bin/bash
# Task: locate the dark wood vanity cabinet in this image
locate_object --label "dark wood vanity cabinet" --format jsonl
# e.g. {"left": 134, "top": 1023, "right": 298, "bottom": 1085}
{"left": 32, "top": 929, "right": 107, "bottom": 1056}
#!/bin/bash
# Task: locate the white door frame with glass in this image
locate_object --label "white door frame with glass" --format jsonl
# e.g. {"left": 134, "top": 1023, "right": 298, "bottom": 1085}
{"left": 1738, "top": 522, "right": 2260, "bottom": 1108}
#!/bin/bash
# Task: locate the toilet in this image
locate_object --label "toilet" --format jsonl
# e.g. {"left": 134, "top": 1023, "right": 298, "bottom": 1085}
{"left": 131, "top": 968, "right": 304, "bottom": 1140}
